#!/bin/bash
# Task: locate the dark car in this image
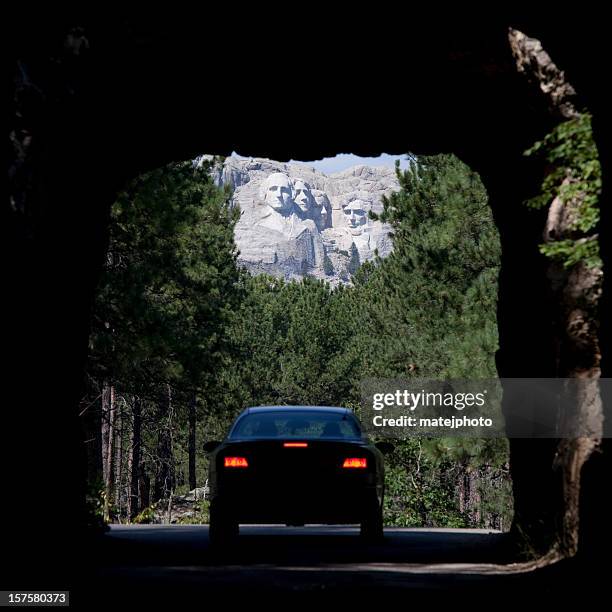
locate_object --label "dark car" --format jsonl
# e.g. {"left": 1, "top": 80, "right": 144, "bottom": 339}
{"left": 203, "top": 406, "right": 392, "bottom": 545}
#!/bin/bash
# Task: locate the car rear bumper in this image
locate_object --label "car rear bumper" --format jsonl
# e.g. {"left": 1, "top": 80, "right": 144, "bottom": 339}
{"left": 212, "top": 483, "right": 380, "bottom": 524}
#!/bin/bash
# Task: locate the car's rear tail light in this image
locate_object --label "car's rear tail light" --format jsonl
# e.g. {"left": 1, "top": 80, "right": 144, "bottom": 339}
{"left": 224, "top": 456, "right": 249, "bottom": 468}
{"left": 283, "top": 442, "right": 308, "bottom": 448}
{"left": 342, "top": 457, "right": 367, "bottom": 469}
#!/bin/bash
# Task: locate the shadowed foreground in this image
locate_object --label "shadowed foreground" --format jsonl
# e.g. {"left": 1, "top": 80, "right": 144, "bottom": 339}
{"left": 76, "top": 525, "right": 581, "bottom": 605}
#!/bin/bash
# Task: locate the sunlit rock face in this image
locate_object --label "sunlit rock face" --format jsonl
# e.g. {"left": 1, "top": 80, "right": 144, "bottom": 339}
{"left": 214, "top": 157, "right": 398, "bottom": 285}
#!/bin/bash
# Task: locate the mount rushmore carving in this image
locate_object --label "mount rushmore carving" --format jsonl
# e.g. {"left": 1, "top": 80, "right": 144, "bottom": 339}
{"left": 213, "top": 157, "right": 399, "bottom": 284}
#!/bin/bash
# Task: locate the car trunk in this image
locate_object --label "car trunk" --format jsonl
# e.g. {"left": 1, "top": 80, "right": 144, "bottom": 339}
{"left": 217, "top": 439, "right": 374, "bottom": 523}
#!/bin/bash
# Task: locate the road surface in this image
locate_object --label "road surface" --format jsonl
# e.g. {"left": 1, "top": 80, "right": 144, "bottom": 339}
{"left": 73, "top": 524, "right": 576, "bottom": 604}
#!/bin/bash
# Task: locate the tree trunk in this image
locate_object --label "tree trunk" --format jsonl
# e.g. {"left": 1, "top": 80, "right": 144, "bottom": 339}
{"left": 468, "top": 468, "right": 481, "bottom": 527}
{"left": 154, "top": 384, "right": 174, "bottom": 501}
{"left": 101, "top": 381, "right": 111, "bottom": 485}
{"left": 128, "top": 396, "right": 142, "bottom": 520}
{"left": 507, "top": 27, "right": 604, "bottom": 560}
{"left": 457, "top": 468, "right": 466, "bottom": 514}
{"left": 114, "top": 400, "right": 123, "bottom": 517}
{"left": 102, "top": 383, "right": 115, "bottom": 520}
{"left": 82, "top": 386, "right": 103, "bottom": 487}
{"left": 139, "top": 469, "right": 150, "bottom": 511}
{"left": 188, "top": 391, "right": 197, "bottom": 491}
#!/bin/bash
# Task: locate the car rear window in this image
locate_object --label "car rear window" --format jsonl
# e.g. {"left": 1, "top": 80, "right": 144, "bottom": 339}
{"left": 229, "top": 411, "right": 362, "bottom": 440}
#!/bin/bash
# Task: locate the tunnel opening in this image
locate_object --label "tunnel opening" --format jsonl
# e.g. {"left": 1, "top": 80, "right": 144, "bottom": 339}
{"left": 81, "top": 150, "right": 515, "bottom": 545}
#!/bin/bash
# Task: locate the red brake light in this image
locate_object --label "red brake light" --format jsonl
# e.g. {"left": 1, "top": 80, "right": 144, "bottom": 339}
{"left": 224, "top": 456, "right": 248, "bottom": 468}
{"left": 342, "top": 457, "right": 367, "bottom": 469}
{"left": 283, "top": 442, "right": 308, "bottom": 448}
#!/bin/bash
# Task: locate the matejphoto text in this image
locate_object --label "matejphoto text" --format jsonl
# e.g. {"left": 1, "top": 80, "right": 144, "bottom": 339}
{"left": 372, "top": 415, "right": 494, "bottom": 429}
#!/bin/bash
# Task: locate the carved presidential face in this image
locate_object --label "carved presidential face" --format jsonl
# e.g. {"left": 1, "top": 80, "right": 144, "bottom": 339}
{"left": 343, "top": 199, "right": 368, "bottom": 234}
{"left": 293, "top": 179, "right": 315, "bottom": 214}
{"left": 319, "top": 205, "right": 329, "bottom": 227}
{"left": 312, "top": 189, "right": 331, "bottom": 229}
{"left": 260, "top": 173, "right": 294, "bottom": 212}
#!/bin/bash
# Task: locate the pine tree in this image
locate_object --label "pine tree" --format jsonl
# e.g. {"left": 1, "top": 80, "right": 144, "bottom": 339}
{"left": 323, "top": 252, "right": 334, "bottom": 276}
{"left": 347, "top": 243, "right": 361, "bottom": 276}
{"left": 88, "top": 158, "right": 242, "bottom": 506}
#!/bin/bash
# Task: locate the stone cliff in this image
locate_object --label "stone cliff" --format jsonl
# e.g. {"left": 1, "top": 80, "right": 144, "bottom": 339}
{"left": 213, "top": 157, "right": 399, "bottom": 284}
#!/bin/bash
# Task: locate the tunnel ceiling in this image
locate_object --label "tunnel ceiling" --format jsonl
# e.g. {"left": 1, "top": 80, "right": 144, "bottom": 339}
{"left": 12, "top": 17, "right": 580, "bottom": 181}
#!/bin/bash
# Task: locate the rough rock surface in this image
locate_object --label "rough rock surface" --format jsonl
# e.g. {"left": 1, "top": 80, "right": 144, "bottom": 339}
{"left": 213, "top": 157, "right": 399, "bottom": 285}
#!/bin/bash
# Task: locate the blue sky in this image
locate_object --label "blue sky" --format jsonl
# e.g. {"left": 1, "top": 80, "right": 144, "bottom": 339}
{"left": 231, "top": 152, "right": 412, "bottom": 175}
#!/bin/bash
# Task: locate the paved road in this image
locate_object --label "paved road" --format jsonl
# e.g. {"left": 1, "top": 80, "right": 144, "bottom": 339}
{"left": 77, "top": 524, "right": 571, "bottom": 604}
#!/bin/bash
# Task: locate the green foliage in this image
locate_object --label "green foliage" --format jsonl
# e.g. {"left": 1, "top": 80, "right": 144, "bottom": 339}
{"left": 539, "top": 236, "right": 600, "bottom": 269}
{"left": 132, "top": 505, "right": 157, "bottom": 525}
{"left": 90, "top": 158, "right": 241, "bottom": 396}
{"left": 383, "top": 439, "right": 467, "bottom": 527}
{"left": 220, "top": 275, "right": 355, "bottom": 407}
{"left": 524, "top": 113, "right": 602, "bottom": 268}
{"left": 85, "top": 478, "right": 108, "bottom": 533}
{"left": 364, "top": 154, "right": 501, "bottom": 379}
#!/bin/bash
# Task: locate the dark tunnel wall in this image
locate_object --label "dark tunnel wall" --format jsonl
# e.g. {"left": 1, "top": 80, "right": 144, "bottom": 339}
{"left": 6, "top": 14, "right": 611, "bottom": 584}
